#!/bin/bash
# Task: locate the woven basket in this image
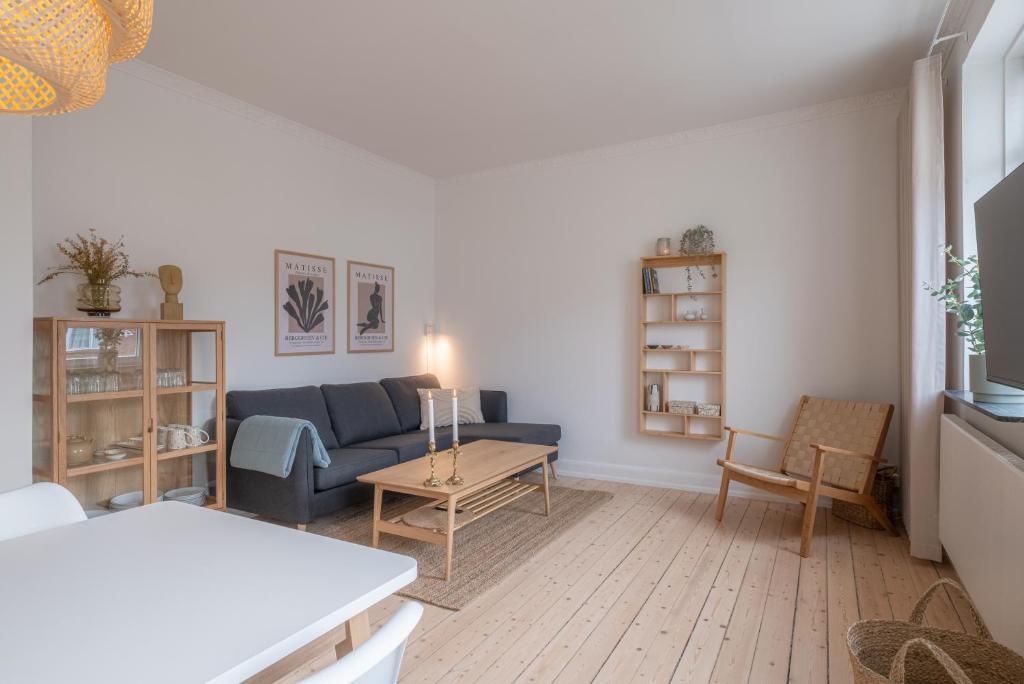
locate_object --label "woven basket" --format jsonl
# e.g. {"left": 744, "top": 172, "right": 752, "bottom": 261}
{"left": 833, "top": 466, "right": 899, "bottom": 529}
{"left": 848, "top": 579, "right": 1024, "bottom": 683}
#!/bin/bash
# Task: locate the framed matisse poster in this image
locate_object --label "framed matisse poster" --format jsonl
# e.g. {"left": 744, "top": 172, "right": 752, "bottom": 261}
{"left": 275, "top": 250, "right": 336, "bottom": 356}
{"left": 347, "top": 260, "right": 394, "bottom": 353}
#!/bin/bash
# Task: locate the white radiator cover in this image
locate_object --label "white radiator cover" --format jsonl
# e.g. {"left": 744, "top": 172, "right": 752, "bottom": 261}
{"left": 939, "top": 414, "right": 1024, "bottom": 652}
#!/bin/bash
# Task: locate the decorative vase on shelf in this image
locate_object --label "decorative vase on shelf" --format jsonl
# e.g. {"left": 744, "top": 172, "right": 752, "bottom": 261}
{"left": 968, "top": 354, "right": 1024, "bottom": 403}
{"left": 646, "top": 384, "right": 661, "bottom": 412}
{"left": 37, "top": 230, "right": 154, "bottom": 318}
{"left": 76, "top": 283, "right": 121, "bottom": 317}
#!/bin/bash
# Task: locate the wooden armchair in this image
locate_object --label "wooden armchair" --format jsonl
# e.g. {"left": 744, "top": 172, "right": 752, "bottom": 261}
{"left": 715, "top": 396, "right": 896, "bottom": 557}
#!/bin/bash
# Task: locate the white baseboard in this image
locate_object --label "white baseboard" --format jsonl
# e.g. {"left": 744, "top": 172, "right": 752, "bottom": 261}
{"left": 555, "top": 458, "right": 812, "bottom": 505}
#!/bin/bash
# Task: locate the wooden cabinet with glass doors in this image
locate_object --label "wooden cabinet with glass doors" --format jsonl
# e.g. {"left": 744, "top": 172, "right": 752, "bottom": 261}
{"left": 32, "top": 318, "right": 226, "bottom": 515}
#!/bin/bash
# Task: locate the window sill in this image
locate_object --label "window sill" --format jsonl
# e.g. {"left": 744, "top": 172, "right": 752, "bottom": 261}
{"left": 944, "top": 390, "right": 1024, "bottom": 423}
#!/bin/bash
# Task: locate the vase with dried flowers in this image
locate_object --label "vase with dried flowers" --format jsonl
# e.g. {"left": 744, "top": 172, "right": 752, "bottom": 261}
{"left": 37, "top": 230, "right": 155, "bottom": 317}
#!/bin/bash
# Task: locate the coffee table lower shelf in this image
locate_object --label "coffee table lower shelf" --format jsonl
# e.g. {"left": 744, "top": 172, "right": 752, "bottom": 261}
{"left": 372, "top": 477, "right": 549, "bottom": 581}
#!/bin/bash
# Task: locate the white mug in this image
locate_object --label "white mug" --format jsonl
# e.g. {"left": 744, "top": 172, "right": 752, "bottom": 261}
{"left": 165, "top": 424, "right": 210, "bottom": 450}
{"left": 185, "top": 426, "right": 210, "bottom": 447}
{"left": 165, "top": 425, "right": 188, "bottom": 450}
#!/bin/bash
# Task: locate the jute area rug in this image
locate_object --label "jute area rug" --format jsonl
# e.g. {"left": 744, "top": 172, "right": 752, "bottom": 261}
{"left": 307, "top": 485, "right": 613, "bottom": 610}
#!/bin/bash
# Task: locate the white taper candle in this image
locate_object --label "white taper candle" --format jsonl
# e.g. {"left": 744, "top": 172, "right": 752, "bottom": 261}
{"left": 427, "top": 389, "right": 435, "bottom": 444}
{"left": 452, "top": 388, "right": 459, "bottom": 442}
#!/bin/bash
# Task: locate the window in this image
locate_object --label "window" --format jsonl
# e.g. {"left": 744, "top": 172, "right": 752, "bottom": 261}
{"left": 1004, "top": 30, "right": 1024, "bottom": 174}
{"left": 959, "top": 2, "right": 1024, "bottom": 385}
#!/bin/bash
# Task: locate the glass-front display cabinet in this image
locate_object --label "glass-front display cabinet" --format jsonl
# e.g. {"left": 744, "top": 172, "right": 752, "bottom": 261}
{"left": 32, "top": 318, "right": 226, "bottom": 515}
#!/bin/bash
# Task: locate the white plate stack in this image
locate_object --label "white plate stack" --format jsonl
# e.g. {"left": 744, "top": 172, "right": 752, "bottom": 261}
{"left": 164, "top": 487, "right": 207, "bottom": 506}
{"left": 108, "top": 491, "right": 164, "bottom": 511}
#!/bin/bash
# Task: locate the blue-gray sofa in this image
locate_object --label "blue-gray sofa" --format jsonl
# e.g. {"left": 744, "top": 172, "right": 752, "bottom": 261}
{"left": 224, "top": 373, "right": 561, "bottom": 525}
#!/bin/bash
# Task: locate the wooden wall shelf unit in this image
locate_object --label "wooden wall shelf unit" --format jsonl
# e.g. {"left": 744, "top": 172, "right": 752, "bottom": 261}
{"left": 639, "top": 253, "right": 726, "bottom": 440}
{"left": 32, "top": 318, "right": 227, "bottom": 513}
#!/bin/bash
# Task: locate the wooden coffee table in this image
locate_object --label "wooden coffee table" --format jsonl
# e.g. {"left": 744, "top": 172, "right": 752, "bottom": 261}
{"left": 357, "top": 439, "right": 556, "bottom": 580}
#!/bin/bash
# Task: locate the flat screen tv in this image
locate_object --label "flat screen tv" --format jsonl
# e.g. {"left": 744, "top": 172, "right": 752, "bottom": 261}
{"left": 974, "top": 162, "right": 1024, "bottom": 390}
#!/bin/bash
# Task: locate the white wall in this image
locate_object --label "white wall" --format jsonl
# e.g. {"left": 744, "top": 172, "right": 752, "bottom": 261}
{"left": 435, "top": 94, "right": 902, "bottom": 492}
{"left": 33, "top": 63, "right": 435, "bottom": 390}
{"left": 0, "top": 118, "right": 34, "bottom": 492}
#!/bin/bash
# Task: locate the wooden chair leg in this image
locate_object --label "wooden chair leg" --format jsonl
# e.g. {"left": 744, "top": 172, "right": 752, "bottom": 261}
{"left": 799, "top": 496, "right": 819, "bottom": 557}
{"left": 549, "top": 461, "right": 558, "bottom": 480}
{"left": 715, "top": 472, "right": 730, "bottom": 521}
{"left": 864, "top": 497, "right": 899, "bottom": 536}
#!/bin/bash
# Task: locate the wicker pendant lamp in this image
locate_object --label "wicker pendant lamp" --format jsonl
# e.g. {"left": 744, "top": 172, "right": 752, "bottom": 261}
{"left": 0, "top": 0, "right": 153, "bottom": 115}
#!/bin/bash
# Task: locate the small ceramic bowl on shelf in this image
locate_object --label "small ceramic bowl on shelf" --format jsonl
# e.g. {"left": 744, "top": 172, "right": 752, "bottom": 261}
{"left": 103, "top": 448, "right": 128, "bottom": 461}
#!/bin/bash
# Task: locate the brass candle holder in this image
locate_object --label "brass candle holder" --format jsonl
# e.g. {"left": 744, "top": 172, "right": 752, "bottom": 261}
{"left": 446, "top": 440, "right": 464, "bottom": 486}
{"left": 423, "top": 441, "right": 443, "bottom": 487}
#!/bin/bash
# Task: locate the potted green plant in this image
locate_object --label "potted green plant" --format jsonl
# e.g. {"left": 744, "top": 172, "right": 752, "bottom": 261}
{"left": 924, "top": 245, "right": 1024, "bottom": 403}
{"left": 37, "top": 230, "right": 155, "bottom": 317}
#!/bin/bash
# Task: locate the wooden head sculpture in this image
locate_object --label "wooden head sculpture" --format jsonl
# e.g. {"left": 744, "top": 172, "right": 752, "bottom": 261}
{"left": 158, "top": 265, "right": 184, "bottom": 320}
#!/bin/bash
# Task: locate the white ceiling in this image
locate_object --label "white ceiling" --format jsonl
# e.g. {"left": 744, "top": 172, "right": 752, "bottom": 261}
{"left": 139, "top": 1, "right": 944, "bottom": 177}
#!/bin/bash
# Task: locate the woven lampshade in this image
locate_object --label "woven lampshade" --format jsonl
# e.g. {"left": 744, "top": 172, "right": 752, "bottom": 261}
{"left": 0, "top": 0, "right": 153, "bottom": 115}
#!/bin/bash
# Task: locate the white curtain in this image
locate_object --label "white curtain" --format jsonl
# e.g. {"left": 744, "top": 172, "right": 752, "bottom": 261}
{"left": 899, "top": 54, "right": 947, "bottom": 561}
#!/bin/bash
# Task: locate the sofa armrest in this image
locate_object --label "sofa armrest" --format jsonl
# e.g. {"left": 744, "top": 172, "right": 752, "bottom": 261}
{"left": 225, "top": 417, "right": 316, "bottom": 524}
{"left": 480, "top": 390, "right": 508, "bottom": 423}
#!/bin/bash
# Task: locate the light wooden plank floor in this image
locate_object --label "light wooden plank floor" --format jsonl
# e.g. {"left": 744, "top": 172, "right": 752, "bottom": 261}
{"left": 292, "top": 476, "right": 971, "bottom": 684}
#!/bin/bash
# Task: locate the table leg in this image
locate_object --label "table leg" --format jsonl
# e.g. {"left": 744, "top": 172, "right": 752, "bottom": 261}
{"left": 445, "top": 495, "right": 456, "bottom": 581}
{"left": 335, "top": 611, "right": 371, "bottom": 659}
{"left": 542, "top": 457, "right": 551, "bottom": 515}
{"left": 371, "top": 485, "right": 382, "bottom": 548}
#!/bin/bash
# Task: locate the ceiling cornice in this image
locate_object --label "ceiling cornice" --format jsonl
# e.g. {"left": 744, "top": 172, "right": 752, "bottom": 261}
{"left": 441, "top": 88, "right": 905, "bottom": 186}
{"left": 114, "top": 60, "right": 432, "bottom": 184}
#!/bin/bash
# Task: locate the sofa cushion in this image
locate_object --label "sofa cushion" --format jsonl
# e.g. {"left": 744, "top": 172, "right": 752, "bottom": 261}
{"left": 352, "top": 428, "right": 454, "bottom": 463}
{"left": 480, "top": 390, "right": 508, "bottom": 423}
{"left": 415, "top": 387, "right": 485, "bottom": 429}
{"left": 456, "top": 422, "right": 562, "bottom": 446}
{"left": 380, "top": 374, "right": 441, "bottom": 433}
{"left": 321, "top": 382, "right": 403, "bottom": 447}
{"left": 227, "top": 386, "right": 339, "bottom": 450}
{"left": 314, "top": 448, "right": 398, "bottom": 491}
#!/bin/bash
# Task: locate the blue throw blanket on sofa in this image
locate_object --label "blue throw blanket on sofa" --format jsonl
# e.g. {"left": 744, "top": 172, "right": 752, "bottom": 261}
{"left": 230, "top": 415, "right": 331, "bottom": 478}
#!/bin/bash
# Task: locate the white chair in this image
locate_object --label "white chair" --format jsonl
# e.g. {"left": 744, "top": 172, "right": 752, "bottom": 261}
{"left": 304, "top": 602, "right": 423, "bottom": 684}
{"left": 0, "top": 482, "right": 86, "bottom": 542}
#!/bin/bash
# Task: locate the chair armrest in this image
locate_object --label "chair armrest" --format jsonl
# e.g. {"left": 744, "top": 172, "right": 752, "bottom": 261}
{"left": 226, "top": 422, "right": 315, "bottom": 524}
{"left": 810, "top": 443, "right": 878, "bottom": 461}
{"left": 725, "top": 426, "right": 787, "bottom": 442}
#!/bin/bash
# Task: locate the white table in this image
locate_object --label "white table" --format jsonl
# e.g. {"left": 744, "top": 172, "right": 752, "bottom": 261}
{"left": 0, "top": 502, "right": 417, "bottom": 683}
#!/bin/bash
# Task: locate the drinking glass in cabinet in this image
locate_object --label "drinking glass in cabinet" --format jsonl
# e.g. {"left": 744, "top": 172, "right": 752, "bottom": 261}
{"left": 64, "top": 327, "right": 143, "bottom": 395}
{"left": 157, "top": 369, "right": 187, "bottom": 388}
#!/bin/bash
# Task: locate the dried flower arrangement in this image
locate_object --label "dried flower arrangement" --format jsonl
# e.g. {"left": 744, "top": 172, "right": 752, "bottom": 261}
{"left": 37, "top": 229, "right": 155, "bottom": 286}
{"left": 678, "top": 224, "right": 719, "bottom": 291}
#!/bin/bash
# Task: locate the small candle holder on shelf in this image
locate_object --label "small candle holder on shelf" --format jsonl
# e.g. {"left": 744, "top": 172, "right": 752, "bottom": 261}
{"left": 423, "top": 441, "right": 443, "bottom": 487}
{"left": 446, "top": 440, "right": 464, "bottom": 486}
